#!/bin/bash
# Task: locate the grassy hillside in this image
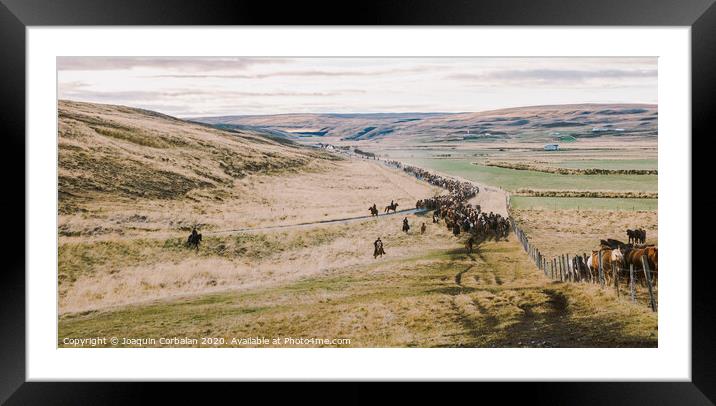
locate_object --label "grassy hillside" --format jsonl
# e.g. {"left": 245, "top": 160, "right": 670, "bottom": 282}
{"left": 59, "top": 230, "right": 657, "bottom": 347}
{"left": 59, "top": 100, "right": 335, "bottom": 214}
{"left": 193, "top": 103, "right": 657, "bottom": 143}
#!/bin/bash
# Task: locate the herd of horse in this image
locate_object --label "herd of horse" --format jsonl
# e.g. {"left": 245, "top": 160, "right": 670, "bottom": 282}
{"left": 364, "top": 163, "right": 510, "bottom": 257}
{"left": 184, "top": 158, "right": 657, "bottom": 292}
{"left": 398, "top": 164, "right": 510, "bottom": 251}
{"left": 567, "top": 238, "right": 658, "bottom": 287}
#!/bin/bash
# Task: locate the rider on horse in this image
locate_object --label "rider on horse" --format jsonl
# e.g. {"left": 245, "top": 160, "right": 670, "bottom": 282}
{"left": 187, "top": 227, "right": 202, "bottom": 251}
{"left": 373, "top": 237, "right": 386, "bottom": 258}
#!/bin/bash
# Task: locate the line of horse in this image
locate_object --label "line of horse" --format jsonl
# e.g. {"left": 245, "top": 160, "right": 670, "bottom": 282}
{"left": 568, "top": 238, "right": 657, "bottom": 287}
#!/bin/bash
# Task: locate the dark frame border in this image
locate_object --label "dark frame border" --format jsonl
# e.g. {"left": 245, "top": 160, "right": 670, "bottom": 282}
{"left": 1, "top": 0, "right": 712, "bottom": 404}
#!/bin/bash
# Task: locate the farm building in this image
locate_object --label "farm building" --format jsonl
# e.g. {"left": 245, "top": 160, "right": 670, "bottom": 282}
{"left": 543, "top": 144, "right": 559, "bottom": 151}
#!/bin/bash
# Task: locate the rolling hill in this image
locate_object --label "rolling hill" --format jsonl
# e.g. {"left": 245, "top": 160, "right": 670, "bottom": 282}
{"left": 194, "top": 112, "right": 447, "bottom": 140}
{"left": 58, "top": 100, "right": 334, "bottom": 213}
{"left": 193, "top": 103, "right": 657, "bottom": 143}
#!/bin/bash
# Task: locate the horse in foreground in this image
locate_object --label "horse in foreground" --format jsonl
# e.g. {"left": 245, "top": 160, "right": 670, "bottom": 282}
{"left": 587, "top": 248, "right": 624, "bottom": 285}
{"left": 186, "top": 229, "right": 202, "bottom": 251}
{"left": 373, "top": 238, "right": 386, "bottom": 259}
{"left": 622, "top": 245, "right": 658, "bottom": 285}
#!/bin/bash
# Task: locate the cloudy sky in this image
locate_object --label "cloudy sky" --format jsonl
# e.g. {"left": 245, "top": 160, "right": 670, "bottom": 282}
{"left": 58, "top": 57, "right": 657, "bottom": 118}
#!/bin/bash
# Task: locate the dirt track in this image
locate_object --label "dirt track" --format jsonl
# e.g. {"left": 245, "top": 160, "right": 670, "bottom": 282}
{"left": 208, "top": 207, "right": 425, "bottom": 235}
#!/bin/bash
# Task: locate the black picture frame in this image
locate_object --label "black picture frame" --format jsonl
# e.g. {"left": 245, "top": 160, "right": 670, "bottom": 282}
{"left": 1, "top": 0, "right": 712, "bottom": 403}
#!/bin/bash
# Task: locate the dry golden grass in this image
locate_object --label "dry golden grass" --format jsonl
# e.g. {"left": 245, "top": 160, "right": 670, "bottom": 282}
{"left": 510, "top": 208, "right": 658, "bottom": 259}
{"left": 58, "top": 100, "right": 334, "bottom": 214}
{"left": 59, "top": 234, "right": 657, "bottom": 348}
{"left": 59, "top": 210, "right": 451, "bottom": 315}
{"left": 59, "top": 158, "right": 438, "bottom": 240}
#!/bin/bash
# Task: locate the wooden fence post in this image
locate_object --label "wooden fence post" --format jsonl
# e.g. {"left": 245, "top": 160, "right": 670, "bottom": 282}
{"left": 537, "top": 251, "right": 541, "bottom": 268}
{"left": 629, "top": 264, "right": 636, "bottom": 303}
{"left": 642, "top": 255, "right": 657, "bottom": 312}
{"left": 537, "top": 251, "right": 541, "bottom": 269}
{"left": 564, "top": 254, "right": 569, "bottom": 282}
{"left": 612, "top": 264, "right": 619, "bottom": 298}
{"left": 537, "top": 251, "right": 540, "bottom": 269}
{"left": 558, "top": 256, "right": 563, "bottom": 281}
{"left": 556, "top": 257, "right": 560, "bottom": 281}
{"left": 582, "top": 253, "right": 589, "bottom": 283}
{"left": 598, "top": 250, "right": 605, "bottom": 288}
{"left": 566, "top": 254, "right": 571, "bottom": 282}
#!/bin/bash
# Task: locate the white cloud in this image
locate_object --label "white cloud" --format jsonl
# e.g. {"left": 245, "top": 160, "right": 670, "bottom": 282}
{"left": 57, "top": 57, "right": 657, "bottom": 117}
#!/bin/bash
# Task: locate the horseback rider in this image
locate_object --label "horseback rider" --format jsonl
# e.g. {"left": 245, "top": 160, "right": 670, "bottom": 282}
{"left": 187, "top": 227, "right": 201, "bottom": 251}
{"left": 402, "top": 217, "right": 410, "bottom": 233}
{"left": 373, "top": 237, "right": 386, "bottom": 258}
{"left": 421, "top": 222, "right": 427, "bottom": 234}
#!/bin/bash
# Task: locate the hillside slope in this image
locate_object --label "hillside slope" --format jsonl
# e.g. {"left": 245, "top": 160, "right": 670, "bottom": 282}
{"left": 400, "top": 103, "right": 657, "bottom": 143}
{"left": 194, "top": 103, "right": 657, "bottom": 143}
{"left": 193, "top": 112, "right": 450, "bottom": 140}
{"left": 58, "top": 100, "right": 334, "bottom": 213}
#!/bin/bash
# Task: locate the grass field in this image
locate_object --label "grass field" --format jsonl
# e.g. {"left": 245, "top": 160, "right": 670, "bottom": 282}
{"left": 58, "top": 155, "right": 658, "bottom": 348}
{"left": 510, "top": 196, "right": 658, "bottom": 211}
{"left": 510, "top": 208, "right": 658, "bottom": 258}
{"left": 59, "top": 232, "right": 657, "bottom": 348}
{"left": 402, "top": 158, "right": 658, "bottom": 193}
{"left": 554, "top": 159, "right": 658, "bottom": 170}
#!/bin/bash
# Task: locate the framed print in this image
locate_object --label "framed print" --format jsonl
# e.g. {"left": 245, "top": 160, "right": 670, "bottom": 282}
{"left": 2, "top": 0, "right": 713, "bottom": 403}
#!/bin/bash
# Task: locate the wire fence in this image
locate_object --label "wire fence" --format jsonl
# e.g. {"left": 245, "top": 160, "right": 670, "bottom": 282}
{"left": 507, "top": 197, "right": 657, "bottom": 312}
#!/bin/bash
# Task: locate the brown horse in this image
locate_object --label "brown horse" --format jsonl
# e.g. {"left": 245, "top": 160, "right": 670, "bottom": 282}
{"left": 587, "top": 249, "right": 622, "bottom": 285}
{"left": 369, "top": 205, "right": 379, "bottom": 216}
{"left": 384, "top": 202, "right": 399, "bottom": 213}
{"left": 623, "top": 246, "right": 658, "bottom": 285}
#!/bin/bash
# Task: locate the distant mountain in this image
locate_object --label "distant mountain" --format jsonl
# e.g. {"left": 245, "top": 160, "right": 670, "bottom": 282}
{"left": 58, "top": 100, "right": 331, "bottom": 213}
{"left": 193, "top": 104, "right": 657, "bottom": 143}
{"left": 192, "top": 112, "right": 452, "bottom": 141}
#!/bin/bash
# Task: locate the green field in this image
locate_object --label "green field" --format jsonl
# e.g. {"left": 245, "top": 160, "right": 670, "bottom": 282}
{"left": 402, "top": 158, "right": 658, "bottom": 193}
{"left": 554, "top": 159, "right": 658, "bottom": 170}
{"left": 510, "top": 196, "right": 658, "bottom": 210}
